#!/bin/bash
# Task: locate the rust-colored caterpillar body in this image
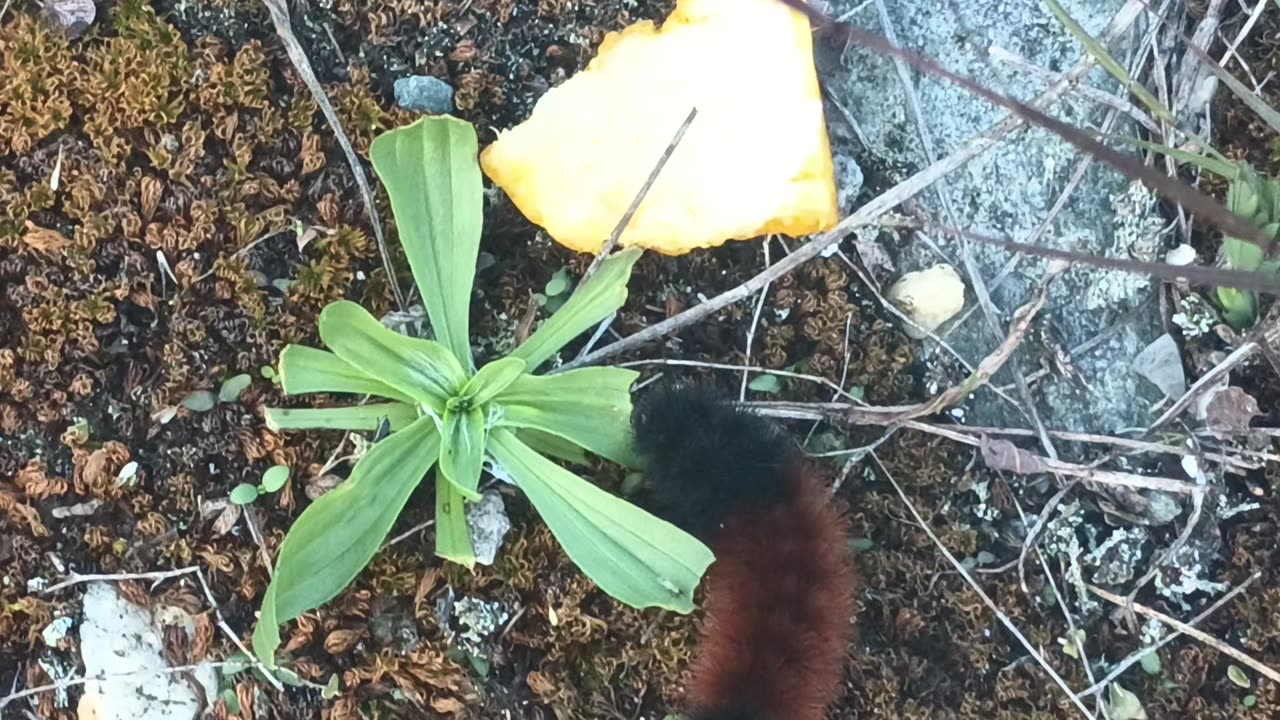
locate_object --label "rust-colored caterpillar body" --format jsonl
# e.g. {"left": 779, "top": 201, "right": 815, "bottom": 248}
{"left": 632, "top": 385, "right": 857, "bottom": 720}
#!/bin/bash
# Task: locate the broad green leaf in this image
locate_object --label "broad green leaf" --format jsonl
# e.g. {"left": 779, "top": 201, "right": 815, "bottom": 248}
{"left": 487, "top": 429, "right": 712, "bottom": 613}
{"left": 748, "top": 373, "right": 783, "bottom": 393}
{"left": 252, "top": 416, "right": 440, "bottom": 665}
{"left": 370, "top": 117, "right": 483, "bottom": 370}
{"left": 435, "top": 474, "right": 476, "bottom": 568}
{"left": 1106, "top": 683, "right": 1147, "bottom": 720}
{"left": 510, "top": 248, "right": 642, "bottom": 370}
{"left": 278, "top": 345, "right": 415, "bottom": 403}
{"left": 264, "top": 402, "right": 419, "bottom": 432}
{"left": 458, "top": 356, "right": 526, "bottom": 407}
{"left": 319, "top": 301, "right": 465, "bottom": 406}
{"left": 439, "top": 407, "right": 486, "bottom": 500}
{"left": 494, "top": 367, "right": 639, "bottom": 467}
{"left": 516, "top": 428, "right": 589, "bottom": 465}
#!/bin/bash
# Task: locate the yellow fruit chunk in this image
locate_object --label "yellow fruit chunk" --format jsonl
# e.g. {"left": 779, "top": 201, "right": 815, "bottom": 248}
{"left": 479, "top": 0, "right": 839, "bottom": 255}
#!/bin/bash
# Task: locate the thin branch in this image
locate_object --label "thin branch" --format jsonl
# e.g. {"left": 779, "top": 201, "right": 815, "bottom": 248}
{"left": 1076, "top": 572, "right": 1262, "bottom": 698}
{"left": 1088, "top": 583, "right": 1280, "bottom": 686}
{"left": 580, "top": 107, "right": 698, "bottom": 284}
{"left": 0, "top": 662, "right": 238, "bottom": 712}
{"left": 260, "top": 0, "right": 405, "bottom": 310}
{"left": 40, "top": 567, "right": 284, "bottom": 692}
{"left": 870, "top": 452, "right": 1095, "bottom": 718}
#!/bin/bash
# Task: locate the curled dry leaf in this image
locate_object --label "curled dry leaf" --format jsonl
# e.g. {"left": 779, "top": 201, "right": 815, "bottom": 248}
{"left": 1195, "top": 385, "right": 1261, "bottom": 433}
{"left": 305, "top": 473, "right": 344, "bottom": 500}
{"left": 323, "top": 628, "right": 364, "bottom": 655}
{"left": 22, "top": 222, "right": 72, "bottom": 254}
{"left": 980, "top": 438, "right": 1050, "bottom": 474}
{"left": 211, "top": 502, "right": 242, "bottom": 537}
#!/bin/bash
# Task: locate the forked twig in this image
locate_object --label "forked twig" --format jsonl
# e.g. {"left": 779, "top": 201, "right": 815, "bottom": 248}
{"left": 1088, "top": 583, "right": 1280, "bottom": 686}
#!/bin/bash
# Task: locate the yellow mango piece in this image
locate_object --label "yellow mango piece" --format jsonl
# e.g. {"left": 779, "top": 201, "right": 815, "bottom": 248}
{"left": 479, "top": 0, "right": 839, "bottom": 255}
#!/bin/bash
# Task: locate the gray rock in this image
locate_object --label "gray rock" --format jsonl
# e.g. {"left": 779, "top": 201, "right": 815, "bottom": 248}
{"left": 825, "top": 0, "right": 1165, "bottom": 432}
{"left": 465, "top": 490, "right": 512, "bottom": 566}
{"left": 394, "top": 75, "right": 455, "bottom": 115}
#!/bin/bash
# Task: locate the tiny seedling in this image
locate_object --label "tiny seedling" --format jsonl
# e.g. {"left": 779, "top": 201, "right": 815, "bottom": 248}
{"left": 251, "top": 116, "right": 712, "bottom": 668}
{"left": 229, "top": 464, "right": 291, "bottom": 506}
{"left": 1216, "top": 165, "right": 1280, "bottom": 329}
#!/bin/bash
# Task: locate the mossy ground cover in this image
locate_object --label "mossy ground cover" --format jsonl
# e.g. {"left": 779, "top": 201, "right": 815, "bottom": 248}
{"left": 1, "top": 1, "right": 1279, "bottom": 718}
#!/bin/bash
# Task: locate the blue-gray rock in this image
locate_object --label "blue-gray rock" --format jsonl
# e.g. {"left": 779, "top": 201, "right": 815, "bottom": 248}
{"left": 826, "top": 0, "right": 1165, "bottom": 434}
{"left": 394, "top": 75, "right": 455, "bottom": 115}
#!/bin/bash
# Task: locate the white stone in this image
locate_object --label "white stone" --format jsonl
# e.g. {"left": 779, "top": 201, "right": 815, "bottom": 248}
{"left": 77, "top": 582, "right": 217, "bottom": 720}
{"left": 886, "top": 264, "right": 966, "bottom": 339}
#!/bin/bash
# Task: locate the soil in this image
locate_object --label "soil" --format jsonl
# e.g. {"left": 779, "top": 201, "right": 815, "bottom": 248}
{"left": 2, "top": 1, "right": 1279, "bottom": 719}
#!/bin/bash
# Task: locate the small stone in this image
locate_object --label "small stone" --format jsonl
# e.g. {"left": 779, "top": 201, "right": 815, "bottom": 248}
{"left": 465, "top": 491, "right": 511, "bottom": 566}
{"left": 42, "top": 0, "right": 96, "bottom": 39}
{"left": 886, "top": 263, "right": 966, "bottom": 339}
{"left": 394, "top": 76, "right": 455, "bottom": 115}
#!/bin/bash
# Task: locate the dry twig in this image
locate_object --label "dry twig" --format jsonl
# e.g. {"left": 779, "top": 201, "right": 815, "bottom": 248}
{"left": 870, "top": 453, "right": 1095, "bottom": 718}
{"left": 1088, "top": 583, "right": 1280, "bottom": 686}
{"left": 260, "top": 0, "right": 404, "bottom": 310}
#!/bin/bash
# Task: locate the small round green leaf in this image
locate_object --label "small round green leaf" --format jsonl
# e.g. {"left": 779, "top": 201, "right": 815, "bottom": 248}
{"left": 229, "top": 483, "right": 260, "bottom": 505}
{"left": 261, "top": 465, "right": 291, "bottom": 493}
{"left": 219, "top": 374, "right": 253, "bottom": 403}
{"left": 544, "top": 267, "right": 572, "bottom": 297}
{"left": 1139, "top": 649, "right": 1161, "bottom": 675}
{"left": 1243, "top": 694, "right": 1258, "bottom": 708}
{"left": 182, "top": 390, "right": 218, "bottom": 412}
{"left": 322, "top": 674, "right": 341, "bottom": 700}
{"left": 748, "top": 373, "right": 782, "bottom": 394}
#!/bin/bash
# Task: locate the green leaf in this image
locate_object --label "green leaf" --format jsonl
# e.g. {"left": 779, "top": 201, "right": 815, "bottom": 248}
{"left": 459, "top": 356, "right": 527, "bottom": 406}
{"left": 252, "top": 416, "right": 440, "bottom": 666}
{"left": 182, "top": 390, "right": 217, "bottom": 412}
{"left": 230, "top": 483, "right": 260, "bottom": 505}
{"left": 510, "top": 248, "right": 642, "bottom": 371}
{"left": 219, "top": 374, "right": 253, "bottom": 403}
{"left": 439, "top": 407, "right": 486, "bottom": 500}
{"left": 747, "top": 373, "right": 782, "bottom": 394}
{"left": 515, "top": 428, "right": 589, "bottom": 465}
{"left": 493, "top": 367, "right": 639, "bottom": 467}
{"left": 1140, "top": 648, "right": 1161, "bottom": 675}
{"left": 1101, "top": 134, "right": 1239, "bottom": 180}
{"left": 1106, "top": 682, "right": 1147, "bottom": 720}
{"left": 264, "top": 402, "right": 419, "bottom": 433}
{"left": 1244, "top": 694, "right": 1258, "bottom": 708}
{"left": 545, "top": 267, "right": 572, "bottom": 297}
{"left": 278, "top": 345, "right": 415, "bottom": 403}
{"left": 370, "top": 116, "right": 483, "bottom": 371}
{"left": 1216, "top": 286, "right": 1258, "bottom": 329}
{"left": 261, "top": 465, "right": 291, "bottom": 493}
{"left": 434, "top": 473, "right": 476, "bottom": 568}
{"left": 322, "top": 674, "right": 340, "bottom": 700}
{"left": 487, "top": 429, "right": 713, "bottom": 613}
{"left": 319, "top": 301, "right": 466, "bottom": 406}
{"left": 1229, "top": 664, "right": 1251, "bottom": 688}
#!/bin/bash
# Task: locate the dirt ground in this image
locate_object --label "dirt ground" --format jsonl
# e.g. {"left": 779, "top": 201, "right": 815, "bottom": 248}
{"left": 3, "top": 0, "right": 1280, "bottom": 718}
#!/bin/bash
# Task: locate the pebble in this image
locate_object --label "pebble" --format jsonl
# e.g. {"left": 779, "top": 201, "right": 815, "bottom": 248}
{"left": 394, "top": 75, "right": 455, "bottom": 115}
